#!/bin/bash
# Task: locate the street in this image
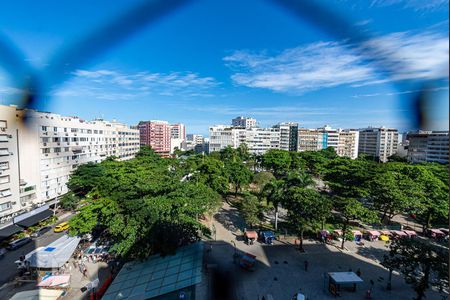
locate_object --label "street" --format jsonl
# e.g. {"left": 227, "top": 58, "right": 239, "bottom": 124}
{"left": 0, "top": 213, "right": 73, "bottom": 286}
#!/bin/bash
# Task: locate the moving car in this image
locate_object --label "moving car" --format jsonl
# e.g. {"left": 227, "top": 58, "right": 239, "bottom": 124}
{"left": 7, "top": 237, "right": 32, "bottom": 250}
{"left": 31, "top": 226, "right": 51, "bottom": 238}
{"left": 54, "top": 222, "right": 69, "bottom": 233}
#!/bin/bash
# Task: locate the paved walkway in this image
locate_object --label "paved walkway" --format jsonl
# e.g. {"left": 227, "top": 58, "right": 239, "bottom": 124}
{"left": 203, "top": 201, "right": 446, "bottom": 300}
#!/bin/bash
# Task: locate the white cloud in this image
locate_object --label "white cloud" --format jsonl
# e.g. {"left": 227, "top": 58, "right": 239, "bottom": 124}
{"left": 352, "top": 86, "right": 449, "bottom": 98}
{"left": 55, "top": 70, "right": 220, "bottom": 100}
{"left": 224, "top": 29, "right": 449, "bottom": 94}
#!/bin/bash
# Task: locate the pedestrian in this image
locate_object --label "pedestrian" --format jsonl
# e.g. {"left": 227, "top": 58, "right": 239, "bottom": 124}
{"left": 83, "top": 266, "right": 88, "bottom": 278}
{"left": 356, "top": 268, "right": 361, "bottom": 277}
{"left": 304, "top": 260, "right": 308, "bottom": 272}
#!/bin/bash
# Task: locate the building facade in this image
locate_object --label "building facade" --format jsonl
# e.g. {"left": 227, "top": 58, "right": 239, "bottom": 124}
{"left": 407, "top": 131, "right": 449, "bottom": 163}
{"left": 273, "top": 122, "right": 298, "bottom": 151}
{"left": 208, "top": 126, "right": 245, "bottom": 153}
{"left": 0, "top": 105, "right": 140, "bottom": 226}
{"left": 318, "top": 125, "right": 359, "bottom": 159}
{"left": 358, "top": 127, "right": 398, "bottom": 162}
{"left": 231, "top": 116, "right": 257, "bottom": 129}
{"left": 243, "top": 128, "right": 281, "bottom": 155}
{"left": 138, "top": 121, "right": 171, "bottom": 156}
{"left": 298, "top": 128, "right": 326, "bottom": 151}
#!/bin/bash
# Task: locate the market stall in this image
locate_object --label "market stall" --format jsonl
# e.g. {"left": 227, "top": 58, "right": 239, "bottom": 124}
{"left": 333, "top": 230, "right": 343, "bottom": 241}
{"left": 366, "top": 230, "right": 380, "bottom": 241}
{"left": 428, "top": 229, "right": 445, "bottom": 239}
{"left": 351, "top": 230, "right": 363, "bottom": 241}
{"left": 327, "top": 272, "right": 363, "bottom": 297}
{"left": 391, "top": 230, "right": 407, "bottom": 239}
{"left": 318, "top": 230, "right": 331, "bottom": 242}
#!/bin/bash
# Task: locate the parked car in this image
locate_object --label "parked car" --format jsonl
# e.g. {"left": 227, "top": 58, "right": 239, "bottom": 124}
{"left": 54, "top": 222, "right": 69, "bottom": 233}
{"left": 0, "top": 247, "right": 7, "bottom": 258}
{"left": 31, "top": 226, "right": 51, "bottom": 238}
{"left": 7, "top": 237, "right": 32, "bottom": 250}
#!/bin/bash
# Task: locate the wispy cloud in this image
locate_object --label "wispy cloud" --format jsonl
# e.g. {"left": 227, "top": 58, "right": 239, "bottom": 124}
{"left": 352, "top": 86, "right": 449, "bottom": 98}
{"left": 224, "top": 29, "right": 449, "bottom": 94}
{"left": 52, "top": 70, "right": 220, "bottom": 100}
{"left": 370, "top": 0, "right": 448, "bottom": 11}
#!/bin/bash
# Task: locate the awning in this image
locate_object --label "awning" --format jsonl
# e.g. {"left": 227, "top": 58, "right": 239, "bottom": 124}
{"left": 403, "top": 230, "right": 417, "bottom": 236}
{"left": 328, "top": 272, "right": 363, "bottom": 284}
{"left": 16, "top": 209, "right": 53, "bottom": 228}
{"left": 367, "top": 230, "right": 380, "bottom": 236}
{"left": 430, "top": 229, "right": 444, "bottom": 235}
{"left": 0, "top": 224, "right": 23, "bottom": 241}
{"left": 333, "top": 230, "right": 343, "bottom": 235}
{"left": 391, "top": 230, "right": 407, "bottom": 236}
{"left": 380, "top": 230, "right": 391, "bottom": 235}
{"left": 37, "top": 274, "right": 71, "bottom": 287}
{"left": 351, "top": 230, "right": 362, "bottom": 236}
{"left": 9, "top": 289, "right": 64, "bottom": 300}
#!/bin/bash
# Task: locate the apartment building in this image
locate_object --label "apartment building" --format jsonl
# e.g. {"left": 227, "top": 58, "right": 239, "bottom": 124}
{"left": 138, "top": 121, "right": 171, "bottom": 156}
{"left": 407, "top": 131, "right": 449, "bottom": 163}
{"left": 0, "top": 105, "right": 140, "bottom": 229}
{"left": 184, "top": 134, "right": 206, "bottom": 153}
{"left": 358, "top": 127, "right": 398, "bottom": 162}
{"left": 244, "top": 127, "right": 281, "bottom": 155}
{"left": 231, "top": 116, "right": 257, "bottom": 129}
{"left": 273, "top": 122, "right": 298, "bottom": 152}
{"left": 317, "top": 125, "right": 359, "bottom": 159}
{"left": 169, "top": 123, "right": 186, "bottom": 154}
{"left": 298, "top": 128, "right": 326, "bottom": 151}
{"left": 208, "top": 125, "right": 245, "bottom": 153}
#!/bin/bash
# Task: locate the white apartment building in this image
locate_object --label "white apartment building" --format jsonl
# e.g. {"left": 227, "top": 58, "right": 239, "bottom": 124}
{"left": 231, "top": 116, "right": 257, "bottom": 129}
{"left": 243, "top": 128, "right": 281, "bottom": 155}
{"left": 298, "top": 128, "right": 326, "bottom": 151}
{"left": 184, "top": 134, "right": 205, "bottom": 153}
{"left": 318, "top": 125, "right": 359, "bottom": 159}
{"left": 358, "top": 127, "right": 398, "bottom": 162}
{"left": 209, "top": 126, "right": 245, "bottom": 153}
{"left": 169, "top": 123, "right": 186, "bottom": 154}
{"left": 0, "top": 105, "right": 140, "bottom": 227}
{"left": 273, "top": 122, "right": 298, "bottom": 151}
{"left": 407, "top": 131, "right": 449, "bottom": 164}
{"left": 208, "top": 125, "right": 280, "bottom": 155}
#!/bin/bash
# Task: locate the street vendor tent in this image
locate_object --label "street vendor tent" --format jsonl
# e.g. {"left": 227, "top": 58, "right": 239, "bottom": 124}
{"left": 328, "top": 272, "right": 363, "bottom": 296}
{"left": 391, "top": 230, "right": 407, "bottom": 237}
{"left": 9, "top": 289, "right": 64, "bottom": 300}
{"left": 403, "top": 230, "right": 417, "bottom": 237}
{"left": 25, "top": 235, "right": 80, "bottom": 269}
{"left": 367, "top": 230, "right": 380, "bottom": 237}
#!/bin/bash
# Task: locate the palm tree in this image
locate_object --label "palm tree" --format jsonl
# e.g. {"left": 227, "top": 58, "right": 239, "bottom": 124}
{"left": 262, "top": 179, "right": 285, "bottom": 230}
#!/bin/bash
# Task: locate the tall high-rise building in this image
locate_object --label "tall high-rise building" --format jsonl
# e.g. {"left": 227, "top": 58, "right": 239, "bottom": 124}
{"left": 231, "top": 116, "right": 257, "bottom": 129}
{"left": 273, "top": 122, "right": 298, "bottom": 151}
{"left": 407, "top": 131, "right": 449, "bottom": 163}
{"left": 0, "top": 105, "right": 140, "bottom": 229}
{"left": 138, "top": 121, "right": 171, "bottom": 156}
{"left": 169, "top": 123, "right": 186, "bottom": 154}
{"left": 358, "top": 127, "right": 398, "bottom": 162}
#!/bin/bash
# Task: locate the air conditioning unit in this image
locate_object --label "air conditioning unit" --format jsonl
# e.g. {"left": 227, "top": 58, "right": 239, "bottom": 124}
{"left": 45, "top": 153, "right": 48, "bottom": 156}
{"left": 8, "top": 135, "right": 12, "bottom": 138}
{"left": 0, "top": 128, "right": 5, "bottom": 132}
{"left": 43, "top": 143, "right": 47, "bottom": 146}
{"left": 11, "top": 202, "right": 16, "bottom": 205}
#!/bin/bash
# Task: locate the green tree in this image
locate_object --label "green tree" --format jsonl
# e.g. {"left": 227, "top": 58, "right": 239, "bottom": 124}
{"left": 261, "top": 149, "right": 291, "bottom": 179}
{"left": 226, "top": 160, "right": 253, "bottom": 196}
{"left": 60, "top": 193, "right": 81, "bottom": 210}
{"left": 67, "top": 163, "right": 105, "bottom": 197}
{"left": 368, "top": 169, "right": 420, "bottom": 224}
{"left": 252, "top": 171, "right": 275, "bottom": 200}
{"left": 240, "top": 193, "right": 262, "bottom": 228}
{"left": 262, "top": 179, "right": 285, "bottom": 230}
{"left": 382, "top": 238, "right": 449, "bottom": 300}
{"left": 283, "top": 188, "right": 331, "bottom": 251}
{"left": 334, "top": 197, "right": 377, "bottom": 249}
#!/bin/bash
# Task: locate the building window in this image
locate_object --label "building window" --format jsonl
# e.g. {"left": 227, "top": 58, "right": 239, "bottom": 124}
{"left": 0, "top": 120, "right": 7, "bottom": 129}
{"left": 0, "top": 189, "right": 12, "bottom": 198}
{"left": 0, "top": 201, "right": 11, "bottom": 212}
{"left": 42, "top": 148, "right": 50, "bottom": 154}
{"left": 0, "top": 175, "right": 10, "bottom": 184}
{"left": 53, "top": 127, "right": 58, "bottom": 132}
{"left": 0, "top": 162, "right": 9, "bottom": 170}
{"left": 42, "top": 126, "right": 48, "bottom": 131}
{"left": 0, "top": 148, "right": 9, "bottom": 156}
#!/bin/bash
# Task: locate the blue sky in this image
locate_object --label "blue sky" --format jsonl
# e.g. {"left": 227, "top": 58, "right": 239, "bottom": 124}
{"left": 0, "top": 0, "right": 448, "bottom": 135}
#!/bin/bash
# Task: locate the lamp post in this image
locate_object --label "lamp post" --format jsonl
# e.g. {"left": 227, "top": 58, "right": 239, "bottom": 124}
{"left": 387, "top": 268, "right": 392, "bottom": 290}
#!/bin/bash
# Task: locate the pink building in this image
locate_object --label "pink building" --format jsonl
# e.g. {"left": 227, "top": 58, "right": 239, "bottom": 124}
{"left": 138, "top": 121, "right": 171, "bottom": 156}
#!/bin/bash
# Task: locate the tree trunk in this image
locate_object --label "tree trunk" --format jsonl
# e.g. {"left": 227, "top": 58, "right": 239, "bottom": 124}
{"left": 414, "top": 263, "right": 431, "bottom": 300}
{"left": 380, "top": 209, "right": 388, "bottom": 224}
{"left": 341, "top": 222, "right": 347, "bottom": 250}
{"left": 234, "top": 184, "right": 239, "bottom": 197}
{"left": 274, "top": 206, "right": 279, "bottom": 231}
{"left": 299, "top": 230, "right": 305, "bottom": 252}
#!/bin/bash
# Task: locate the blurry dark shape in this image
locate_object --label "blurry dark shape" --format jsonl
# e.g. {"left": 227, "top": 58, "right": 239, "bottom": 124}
{"left": 0, "top": 0, "right": 445, "bottom": 130}
{"left": 211, "top": 269, "right": 234, "bottom": 300}
{"left": 45, "top": 0, "right": 192, "bottom": 92}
